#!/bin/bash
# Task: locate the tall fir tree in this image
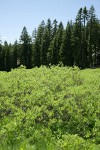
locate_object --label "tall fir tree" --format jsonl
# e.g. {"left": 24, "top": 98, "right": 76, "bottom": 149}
{"left": 81, "top": 6, "right": 89, "bottom": 68}
{"left": 13, "top": 40, "right": 20, "bottom": 68}
{"left": 86, "top": 5, "right": 99, "bottom": 66}
{"left": 56, "top": 22, "right": 64, "bottom": 63}
{"left": 40, "top": 28, "right": 50, "bottom": 65}
{"left": 52, "top": 19, "right": 58, "bottom": 38}
{"left": 60, "top": 21, "right": 73, "bottom": 66}
{"left": 48, "top": 22, "right": 64, "bottom": 65}
{"left": 20, "top": 26, "right": 33, "bottom": 68}
{"left": 45, "top": 19, "right": 53, "bottom": 65}
{"left": 46, "top": 19, "right": 52, "bottom": 41}
{"left": 32, "top": 28, "right": 37, "bottom": 43}
{"left": 48, "top": 19, "right": 58, "bottom": 65}
{"left": 72, "top": 8, "right": 86, "bottom": 68}
{"left": 3, "top": 41, "right": 11, "bottom": 71}
{"left": 48, "top": 35, "right": 58, "bottom": 65}
{"left": 33, "top": 21, "right": 45, "bottom": 67}
{"left": 0, "top": 43, "right": 4, "bottom": 70}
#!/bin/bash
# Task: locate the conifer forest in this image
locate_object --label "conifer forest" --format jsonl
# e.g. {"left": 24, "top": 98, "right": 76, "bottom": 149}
{"left": 0, "top": 6, "right": 100, "bottom": 71}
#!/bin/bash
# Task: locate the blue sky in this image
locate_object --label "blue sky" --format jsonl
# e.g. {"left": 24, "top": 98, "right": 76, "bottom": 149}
{"left": 0, "top": 0, "right": 100, "bottom": 43}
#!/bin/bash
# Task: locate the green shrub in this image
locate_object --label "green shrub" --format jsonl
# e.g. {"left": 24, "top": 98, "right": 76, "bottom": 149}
{"left": 0, "top": 66, "right": 100, "bottom": 149}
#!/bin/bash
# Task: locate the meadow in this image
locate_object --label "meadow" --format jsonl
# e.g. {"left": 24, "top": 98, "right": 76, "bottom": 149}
{"left": 0, "top": 66, "right": 100, "bottom": 150}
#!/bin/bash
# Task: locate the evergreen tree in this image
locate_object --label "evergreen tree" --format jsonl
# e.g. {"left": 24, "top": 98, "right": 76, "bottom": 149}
{"left": 0, "top": 43, "right": 4, "bottom": 70}
{"left": 87, "top": 5, "right": 100, "bottom": 66}
{"left": 13, "top": 40, "right": 20, "bottom": 68}
{"left": 33, "top": 21, "right": 45, "bottom": 67}
{"left": 3, "top": 41, "right": 11, "bottom": 71}
{"left": 0, "top": 45, "right": 6, "bottom": 71}
{"left": 82, "top": 6, "right": 88, "bottom": 27}
{"left": 72, "top": 8, "right": 87, "bottom": 68}
{"left": 45, "top": 19, "right": 53, "bottom": 65}
{"left": 40, "top": 28, "right": 50, "bottom": 65}
{"left": 52, "top": 19, "right": 58, "bottom": 37}
{"left": 32, "top": 28, "right": 37, "bottom": 43}
{"left": 48, "top": 35, "right": 58, "bottom": 65}
{"left": 33, "top": 38, "right": 41, "bottom": 67}
{"left": 57, "top": 22, "right": 64, "bottom": 62}
{"left": 20, "top": 26, "right": 33, "bottom": 68}
{"left": 60, "top": 21, "right": 73, "bottom": 66}
{"left": 46, "top": 18, "right": 52, "bottom": 41}
{"left": 48, "top": 19, "right": 58, "bottom": 65}
{"left": 48, "top": 22, "right": 64, "bottom": 65}
{"left": 82, "top": 6, "right": 89, "bottom": 68}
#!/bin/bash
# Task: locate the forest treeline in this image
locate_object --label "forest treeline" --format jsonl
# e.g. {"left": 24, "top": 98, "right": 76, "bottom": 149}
{"left": 0, "top": 5, "right": 100, "bottom": 71}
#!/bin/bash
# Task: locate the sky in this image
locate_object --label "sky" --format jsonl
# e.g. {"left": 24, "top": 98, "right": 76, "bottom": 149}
{"left": 0, "top": 0, "right": 100, "bottom": 44}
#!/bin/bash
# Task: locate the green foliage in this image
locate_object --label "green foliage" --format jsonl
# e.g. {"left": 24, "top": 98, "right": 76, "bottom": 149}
{"left": 0, "top": 6, "right": 100, "bottom": 71}
{"left": 20, "top": 26, "right": 33, "bottom": 68}
{"left": 60, "top": 21, "right": 73, "bottom": 66}
{"left": 0, "top": 66, "right": 100, "bottom": 149}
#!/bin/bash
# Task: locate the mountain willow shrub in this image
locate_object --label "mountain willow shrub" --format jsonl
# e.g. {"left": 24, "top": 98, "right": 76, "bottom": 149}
{"left": 0, "top": 66, "right": 100, "bottom": 149}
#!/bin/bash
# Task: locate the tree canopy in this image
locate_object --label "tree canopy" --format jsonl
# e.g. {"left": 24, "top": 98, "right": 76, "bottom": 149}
{"left": 0, "top": 5, "right": 100, "bottom": 71}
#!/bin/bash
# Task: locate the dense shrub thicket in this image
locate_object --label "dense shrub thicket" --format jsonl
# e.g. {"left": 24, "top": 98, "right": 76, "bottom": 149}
{"left": 0, "top": 66, "right": 100, "bottom": 149}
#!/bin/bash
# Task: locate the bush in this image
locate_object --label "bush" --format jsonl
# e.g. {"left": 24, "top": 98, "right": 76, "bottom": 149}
{"left": 0, "top": 66, "right": 100, "bottom": 149}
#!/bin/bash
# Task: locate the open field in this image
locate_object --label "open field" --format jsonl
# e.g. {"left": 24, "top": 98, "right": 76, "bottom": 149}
{"left": 0, "top": 66, "right": 100, "bottom": 150}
